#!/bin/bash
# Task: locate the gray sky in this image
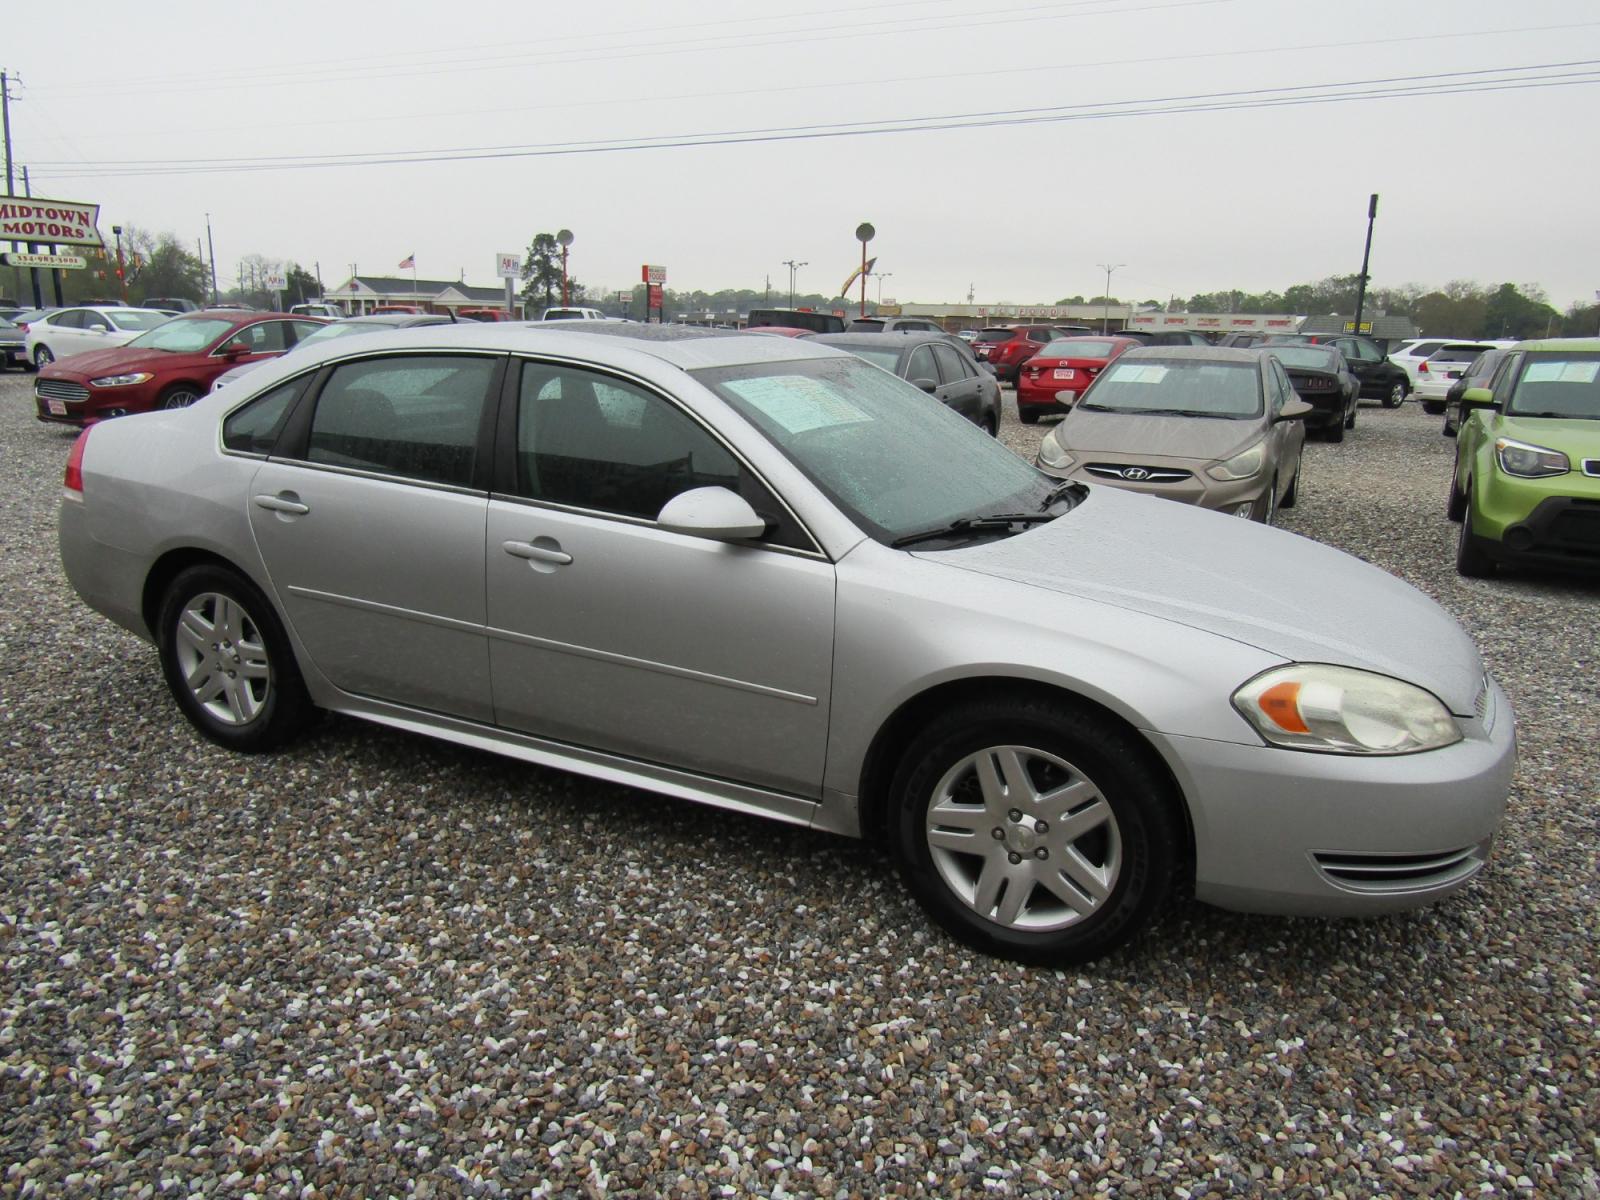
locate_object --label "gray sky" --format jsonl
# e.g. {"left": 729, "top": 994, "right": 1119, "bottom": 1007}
{"left": 8, "top": 0, "right": 1599, "bottom": 309}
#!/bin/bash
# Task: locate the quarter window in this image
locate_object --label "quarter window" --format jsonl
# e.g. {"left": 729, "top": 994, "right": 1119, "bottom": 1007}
{"left": 306, "top": 355, "right": 496, "bottom": 487}
{"left": 223, "top": 376, "right": 311, "bottom": 454}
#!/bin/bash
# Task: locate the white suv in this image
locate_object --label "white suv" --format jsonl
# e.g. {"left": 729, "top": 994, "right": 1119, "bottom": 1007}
{"left": 541, "top": 307, "right": 606, "bottom": 321}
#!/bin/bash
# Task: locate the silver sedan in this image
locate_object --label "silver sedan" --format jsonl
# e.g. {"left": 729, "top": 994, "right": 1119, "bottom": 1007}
{"left": 59, "top": 324, "right": 1514, "bottom": 964}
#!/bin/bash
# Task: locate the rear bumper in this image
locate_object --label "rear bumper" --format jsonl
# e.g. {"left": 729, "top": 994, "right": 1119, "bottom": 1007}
{"left": 1149, "top": 676, "right": 1514, "bottom": 916}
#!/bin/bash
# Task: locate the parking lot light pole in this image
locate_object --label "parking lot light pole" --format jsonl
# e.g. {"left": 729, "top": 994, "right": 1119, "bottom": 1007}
{"left": 556, "top": 229, "right": 574, "bottom": 306}
{"left": 783, "top": 259, "right": 806, "bottom": 307}
{"left": 113, "top": 225, "right": 127, "bottom": 303}
{"left": 1097, "top": 263, "right": 1124, "bottom": 334}
{"left": 876, "top": 272, "right": 893, "bottom": 304}
{"left": 1352, "top": 194, "right": 1378, "bottom": 336}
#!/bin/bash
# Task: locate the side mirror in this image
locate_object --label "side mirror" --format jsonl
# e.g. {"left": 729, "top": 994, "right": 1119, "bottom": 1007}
{"left": 88, "top": 323, "right": 110, "bottom": 333}
{"left": 1461, "top": 387, "right": 1497, "bottom": 410}
{"left": 222, "top": 342, "right": 251, "bottom": 358}
{"left": 1276, "top": 399, "right": 1314, "bottom": 422}
{"left": 656, "top": 486, "right": 768, "bottom": 541}
{"left": 912, "top": 378, "right": 938, "bottom": 394}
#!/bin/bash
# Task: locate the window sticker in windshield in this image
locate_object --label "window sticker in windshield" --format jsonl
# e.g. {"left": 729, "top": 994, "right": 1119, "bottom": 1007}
{"left": 723, "top": 376, "right": 874, "bottom": 434}
{"left": 1524, "top": 361, "right": 1599, "bottom": 385}
{"left": 1109, "top": 365, "right": 1170, "bottom": 385}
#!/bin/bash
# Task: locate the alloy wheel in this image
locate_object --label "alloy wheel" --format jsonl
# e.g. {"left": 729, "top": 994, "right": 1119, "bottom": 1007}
{"left": 923, "top": 744, "right": 1122, "bottom": 932}
{"left": 172, "top": 592, "right": 272, "bottom": 725}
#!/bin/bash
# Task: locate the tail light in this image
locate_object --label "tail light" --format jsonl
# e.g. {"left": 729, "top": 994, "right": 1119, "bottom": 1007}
{"left": 1418, "top": 361, "right": 1430, "bottom": 374}
{"left": 64, "top": 428, "right": 90, "bottom": 498}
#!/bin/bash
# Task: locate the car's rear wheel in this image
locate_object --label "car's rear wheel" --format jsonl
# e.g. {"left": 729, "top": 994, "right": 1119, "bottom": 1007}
{"left": 1455, "top": 494, "right": 1497, "bottom": 578}
{"left": 159, "top": 385, "right": 201, "bottom": 410}
{"left": 1422, "top": 400, "right": 1445, "bottom": 415}
{"left": 1344, "top": 399, "right": 1357, "bottom": 429}
{"left": 33, "top": 345, "right": 53, "bottom": 367}
{"left": 889, "top": 699, "right": 1177, "bottom": 965}
{"left": 1382, "top": 382, "right": 1405, "bottom": 408}
{"left": 157, "top": 564, "right": 316, "bottom": 752}
{"left": 1324, "top": 415, "right": 1345, "bottom": 443}
{"left": 983, "top": 412, "right": 999, "bottom": 437}
{"left": 1018, "top": 406, "right": 1040, "bottom": 425}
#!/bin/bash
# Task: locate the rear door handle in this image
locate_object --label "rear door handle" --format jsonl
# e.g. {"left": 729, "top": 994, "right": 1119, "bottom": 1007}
{"left": 502, "top": 540, "right": 573, "bottom": 566}
{"left": 254, "top": 493, "right": 309, "bottom": 515}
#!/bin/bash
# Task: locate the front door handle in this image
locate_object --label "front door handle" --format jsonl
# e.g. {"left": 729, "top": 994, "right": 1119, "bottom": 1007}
{"left": 254, "top": 493, "right": 309, "bottom": 515}
{"left": 502, "top": 539, "right": 572, "bottom": 566}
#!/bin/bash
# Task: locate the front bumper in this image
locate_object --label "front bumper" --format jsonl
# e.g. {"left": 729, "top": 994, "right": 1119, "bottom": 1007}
{"left": 1148, "top": 675, "right": 1515, "bottom": 916}
{"left": 34, "top": 379, "right": 153, "bottom": 425}
{"left": 1038, "top": 455, "right": 1268, "bottom": 517}
{"left": 1, "top": 344, "right": 25, "bottom": 368}
{"left": 1474, "top": 493, "right": 1600, "bottom": 570}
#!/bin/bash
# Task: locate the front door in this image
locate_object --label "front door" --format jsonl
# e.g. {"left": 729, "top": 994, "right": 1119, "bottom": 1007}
{"left": 485, "top": 359, "right": 836, "bottom": 797}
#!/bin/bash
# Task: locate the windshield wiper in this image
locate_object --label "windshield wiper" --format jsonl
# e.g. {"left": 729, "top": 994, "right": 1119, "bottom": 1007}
{"left": 1037, "top": 480, "right": 1085, "bottom": 511}
{"left": 1514, "top": 410, "right": 1593, "bottom": 419}
{"left": 891, "top": 512, "right": 1056, "bottom": 549}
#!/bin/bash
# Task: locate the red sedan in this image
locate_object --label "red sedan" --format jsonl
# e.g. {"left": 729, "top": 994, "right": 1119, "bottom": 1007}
{"left": 34, "top": 311, "right": 327, "bottom": 426}
{"left": 1015, "top": 335, "right": 1140, "bottom": 423}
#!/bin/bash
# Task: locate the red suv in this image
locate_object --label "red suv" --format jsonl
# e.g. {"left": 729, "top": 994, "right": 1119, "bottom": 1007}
{"left": 34, "top": 311, "right": 327, "bottom": 426}
{"left": 970, "top": 325, "right": 1077, "bottom": 382}
{"left": 1016, "top": 335, "right": 1140, "bottom": 422}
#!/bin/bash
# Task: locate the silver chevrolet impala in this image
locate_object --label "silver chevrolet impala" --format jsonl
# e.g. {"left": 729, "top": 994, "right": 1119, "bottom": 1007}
{"left": 59, "top": 323, "right": 1515, "bottom": 964}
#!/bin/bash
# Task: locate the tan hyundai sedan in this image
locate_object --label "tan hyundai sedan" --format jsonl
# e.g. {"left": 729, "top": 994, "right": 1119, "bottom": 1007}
{"left": 1035, "top": 345, "right": 1312, "bottom": 523}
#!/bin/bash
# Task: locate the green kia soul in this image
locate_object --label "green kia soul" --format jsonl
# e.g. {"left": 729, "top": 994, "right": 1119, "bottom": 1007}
{"left": 1448, "top": 337, "right": 1600, "bottom": 577}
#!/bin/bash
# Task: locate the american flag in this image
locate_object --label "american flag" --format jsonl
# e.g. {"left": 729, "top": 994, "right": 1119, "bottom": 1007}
{"left": 398, "top": 254, "right": 415, "bottom": 270}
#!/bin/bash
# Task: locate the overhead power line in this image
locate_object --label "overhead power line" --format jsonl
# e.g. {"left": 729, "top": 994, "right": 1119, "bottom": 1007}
{"left": 33, "top": 61, "right": 1600, "bottom": 182}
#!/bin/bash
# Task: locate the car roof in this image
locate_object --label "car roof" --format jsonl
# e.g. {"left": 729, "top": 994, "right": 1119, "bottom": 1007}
{"left": 289, "top": 321, "right": 844, "bottom": 373}
{"left": 1119, "top": 344, "right": 1265, "bottom": 365}
{"left": 810, "top": 332, "right": 955, "bottom": 350}
{"left": 1512, "top": 337, "right": 1600, "bottom": 352}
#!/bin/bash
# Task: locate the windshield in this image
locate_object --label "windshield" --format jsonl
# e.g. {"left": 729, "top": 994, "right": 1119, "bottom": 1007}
{"left": 127, "top": 317, "right": 235, "bottom": 353}
{"left": 297, "top": 321, "right": 398, "bottom": 348}
{"left": 833, "top": 345, "right": 902, "bottom": 373}
{"left": 1506, "top": 353, "right": 1600, "bottom": 419}
{"left": 1429, "top": 345, "right": 1493, "bottom": 363}
{"left": 1036, "top": 339, "right": 1118, "bottom": 359}
{"left": 1082, "top": 359, "right": 1263, "bottom": 418}
{"left": 694, "top": 356, "right": 1060, "bottom": 543}
{"left": 1268, "top": 347, "right": 1338, "bottom": 370}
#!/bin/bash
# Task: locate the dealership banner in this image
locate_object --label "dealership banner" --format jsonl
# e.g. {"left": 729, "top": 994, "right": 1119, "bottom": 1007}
{"left": 0, "top": 197, "right": 103, "bottom": 247}
{"left": 1, "top": 251, "right": 88, "bottom": 269}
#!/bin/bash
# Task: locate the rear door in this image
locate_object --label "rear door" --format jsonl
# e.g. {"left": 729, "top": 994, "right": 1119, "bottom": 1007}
{"left": 931, "top": 342, "right": 983, "bottom": 424}
{"left": 246, "top": 353, "right": 502, "bottom": 720}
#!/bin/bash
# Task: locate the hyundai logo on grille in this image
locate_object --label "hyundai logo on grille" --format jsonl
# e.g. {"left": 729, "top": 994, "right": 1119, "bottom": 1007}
{"left": 1122, "top": 467, "right": 1151, "bottom": 481}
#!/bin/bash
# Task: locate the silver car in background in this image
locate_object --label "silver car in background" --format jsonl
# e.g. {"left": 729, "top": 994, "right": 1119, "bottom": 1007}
{"left": 59, "top": 324, "right": 1513, "bottom": 964}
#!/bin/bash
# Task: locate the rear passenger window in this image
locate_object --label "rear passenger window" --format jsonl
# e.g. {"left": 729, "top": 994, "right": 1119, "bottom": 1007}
{"left": 223, "top": 377, "right": 310, "bottom": 455}
{"left": 932, "top": 344, "right": 971, "bottom": 382}
{"left": 306, "top": 355, "right": 496, "bottom": 487}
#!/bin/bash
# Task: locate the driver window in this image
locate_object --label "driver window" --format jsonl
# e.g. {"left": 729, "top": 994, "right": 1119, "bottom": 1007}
{"left": 222, "top": 321, "right": 291, "bottom": 354}
{"left": 907, "top": 347, "right": 938, "bottom": 386}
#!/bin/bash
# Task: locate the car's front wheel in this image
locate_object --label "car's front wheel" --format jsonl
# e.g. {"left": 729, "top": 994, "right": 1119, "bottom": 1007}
{"left": 889, "top": 699, "right": 1177, "bottom": 965}
{"left": 157, "top": 564, "right": 316, "bottom": 751}
{"left": 1455, "top": 495, "right": 1497, "bottom": 578}
{"left": 159, "top": 385, "right": 201, "bottom": 410}
{"left": 1422, "top": 400, "right": 1445, "bottom": 415}
{"left": 1446, "top": 459, "right": 1467, "bottom": 522}
{"left": 1382, "top": 382, "right": 1406, "bottom": 408}
{"left": 33, "top": 345, "right": 53, "bottom": 367}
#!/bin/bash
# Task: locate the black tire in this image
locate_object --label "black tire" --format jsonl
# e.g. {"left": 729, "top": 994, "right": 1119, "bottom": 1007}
{"left": 1259, "top": 477, "right": 1278, "bottom": 525}
{"left": 159, "top": 384, "right": 201, "bottom": 410}
{"left": 1345, "top": 398, "right": 1357, "bottom": 429}
{"left": 1281, "top": 461, "right": 1299, "bottom": 509}
{"left": 983, "top": 413, "right": 999, "bottom": 437}
{"left": 1446, "top": 460, "right": 1467, "bottom": 522}
{"left": 889, "top": 698, "right": 1178, "bottom": 965}
{"left": 1018, "top": 407, "right": 1040, "bottom": 425}
{"left": 1382, "top": 381, "right": 1405, "bottom": 408}
{"left": 1324, "top": 416, "right": 1345, "bottom": 444}
{"left": 1421, "top": 400, "right": 1445, "bottom": 415}
{"left": 33, "top": 345, "right": 54, "bottom": 367}
{"left": 1455, "top": 495, "right": 1497, "bottom": 578}
{"left": 157, "top": 564, "right": 316, "bottom": 752}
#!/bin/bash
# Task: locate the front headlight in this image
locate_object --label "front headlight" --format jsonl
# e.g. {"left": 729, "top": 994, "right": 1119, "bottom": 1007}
{"left": 1494, "top": 437, "right": 1568, "bottom": 478}
{"left": 1206, "top": 440, "right": 1264, "bottom": 481}
{"left": 88, "top": 372, "right": 153, "bottom": 388}
{"left": 1038, "top": 429, "right": 1075, "bottom": 471}
{"left": 1232, "top": 664, "right": 1462, "bottom": 755}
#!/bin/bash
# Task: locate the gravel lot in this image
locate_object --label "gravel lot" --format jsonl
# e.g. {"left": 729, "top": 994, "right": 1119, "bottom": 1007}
{"left": 2, "top": 371, "right": 1596, "bottom": 1197}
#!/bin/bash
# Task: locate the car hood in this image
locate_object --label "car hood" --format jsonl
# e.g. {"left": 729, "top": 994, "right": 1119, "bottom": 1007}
{"left": 1057, "top": 408, "right": 1264, "bottom": 461}
{"left": 40, "top": 345, "right": 196, "bottom": 379}
{"left": 1495, "top": 414, "right": 1600, "bottom": 455}
{"left": 923, "top": 486, "right": 1484, "bottom": 713}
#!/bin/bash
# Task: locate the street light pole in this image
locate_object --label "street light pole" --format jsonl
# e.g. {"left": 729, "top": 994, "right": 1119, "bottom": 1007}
{"left": 112, "top": 224, "right": 127, "bottom": 303}
{"left": 782, "top": 259, "right": 807, "bottom": 307}
{"left": 1352, "top": 194, "right": 1379, "bottom": 336}
{"left": 876, "top": 272, "right": 893, "bottom": 304}
{"left": 1097, "top": 262, "right": 1125, "bottom": 334}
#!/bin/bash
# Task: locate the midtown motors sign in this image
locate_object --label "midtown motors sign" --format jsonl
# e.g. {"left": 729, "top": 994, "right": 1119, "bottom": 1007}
{"left": 0, "top": 197, "right": 103, "bottom": 247}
